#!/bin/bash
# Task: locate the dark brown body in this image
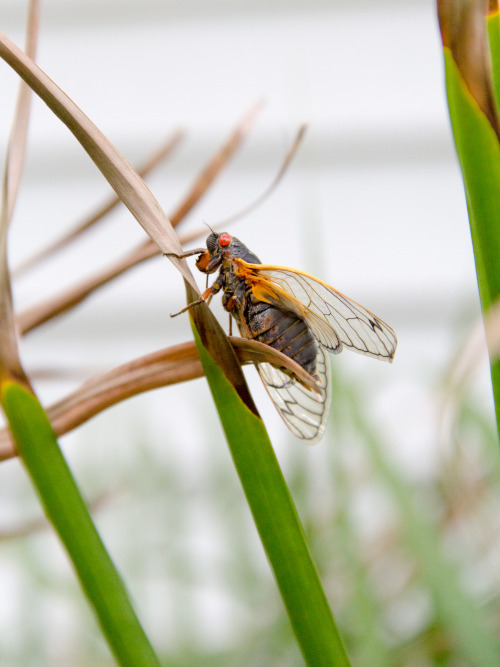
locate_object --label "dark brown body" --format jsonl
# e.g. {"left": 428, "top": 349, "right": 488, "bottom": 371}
{"left": 199, "top": 233, "right": 319, "bottom": 380}
{"left": 235, "top": 297, "right": 319, "bottom": 379}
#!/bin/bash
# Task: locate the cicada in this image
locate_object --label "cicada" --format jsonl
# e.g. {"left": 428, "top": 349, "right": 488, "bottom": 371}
{"left": 170, "top": 231, "right": 397, "bottom": 443}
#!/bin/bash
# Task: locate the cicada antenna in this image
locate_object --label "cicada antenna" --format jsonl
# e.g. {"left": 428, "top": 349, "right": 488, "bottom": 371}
{"left": 203, "top": 221, "right": 216, "bottom": 235}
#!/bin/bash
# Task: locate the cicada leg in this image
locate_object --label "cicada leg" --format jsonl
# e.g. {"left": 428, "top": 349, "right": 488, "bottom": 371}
{"left": 170, "top": 287, "right": 215, "bottom": 317}
{"left": 164, "top": 247, "right": 206, "bottom": 259}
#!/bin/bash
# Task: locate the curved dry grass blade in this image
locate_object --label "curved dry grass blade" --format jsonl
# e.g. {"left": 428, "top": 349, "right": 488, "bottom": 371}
{"left": 48, "top": 342, "right": 203, "bottom": 436}
{"left": 485, "top": 297, "right": 500, "bottom": 361}
{"left": 16, "top": 103, "right": 264, "bottom": 334}
{"left": 169, "top": 100, "right": 264, "bottom": 228}
{"left": 0, "top": 200, "right": 23, "bottom": 383}
{"left": 213, "top": 124, "right": 307, "bottom": 228}
{"left": 438, "top": 299, "right": 500, "bottom": 444}
{"left": 13, "top": 130, "right": 184, "bottom": 277}
{"left": 0, "top": 336, "right": 317, "bottom": 460}
{"left": 438, "top": 0, "right": 500, "bottom": 138}
{"left": 0, "top": 342, "right": 201, "bottom": 459}
{"left": 0, "top": 489, "right": 112, "bottom": 540}
{"left": 0, "top": 0, "right": 40, "bottom": 385}
{"left": 3, "top": 1, "right": 40, "bottom": 222}
{"left": 229, "top": 337, "right": 319, "bottom": 391}
{"left": 0, "top": 31, "right": 196, "bottom": 290}
{"left": 438, "top": 320, "right": 488, "bottom": 445}
{"left": 176, "top": 125, "right": 307, "bottom": 247}
{"left": 18, "top": 241, "right": 157, "bottom": 334}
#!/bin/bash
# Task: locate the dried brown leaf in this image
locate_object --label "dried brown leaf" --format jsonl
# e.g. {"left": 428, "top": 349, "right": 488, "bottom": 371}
{"left": 16, "top": 111, "right": 301, "bottom": 336}
{"left": 3, "top": 1, "right": 40, "bottom": 221}
{"left": 169, "top": 100, "right": 264, "bottom": 228}
{"left": 438, "top": 301, "right": 500, "bottom": 446}
{"left": 0, "top": 335, "right": 318, "bottom": 460}
{"left": 229, "top": 336, "right": 319, "bottom": 392}
{"left": 0, "top": 31, "right": 196, "bottom": 290}
{"left": 213, "top": 124, "right": 307, "bottom": 229}
{"left": 485, "top": 297, "right": 500, "bottom": 360}
{"left": 438, "top": 0, "right": 500, "bottom": 137}
{"left": 16, "top": 103, "right": 264, "bottom": 334}
{"left": 0, "top": 0, "right": 40, "bottom": 385}
{"left": 18, "top": 240, "right": 157, "bottom": 334}
{"left": 14, "top": 129, "right": 184, "bottom": 277}
{"left": 178, "top": 124, "right": 307, "bottom": 247}
{"left": 0, "top": 488, "right": 112, "bottom": 540}
{"left": 0, "top": 200, "right": 22, "bottom": 383}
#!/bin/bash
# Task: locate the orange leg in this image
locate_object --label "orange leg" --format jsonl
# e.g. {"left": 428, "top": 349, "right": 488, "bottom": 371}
{"left": 164, "top": 248, "right": 205, "bottom": 259}
{"left": 170, "top": 288, "right": 213, "bottom": 317}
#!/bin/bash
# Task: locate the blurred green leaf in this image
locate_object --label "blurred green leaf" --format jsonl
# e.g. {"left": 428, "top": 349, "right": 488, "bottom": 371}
{"left": 442, "top": 50, "right": 500, "bottom": 309}
{"left": 438, "top": 1, "right": 500, "bottom": 435}
{"left": 0, "top": 380, "right": 160, "bottom": 667}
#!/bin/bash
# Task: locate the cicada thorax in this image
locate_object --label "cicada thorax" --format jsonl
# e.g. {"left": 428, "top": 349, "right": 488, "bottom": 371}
{"left": 215, "top": 242, "right": 320, "bottom": 382}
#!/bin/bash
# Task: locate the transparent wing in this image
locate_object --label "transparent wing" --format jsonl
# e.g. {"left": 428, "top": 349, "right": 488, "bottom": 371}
{"left": 257, "top": 347, "right": 331, "bottom": 444}
{"left": 237, "top": 260, "right": 397, "bottom": 361}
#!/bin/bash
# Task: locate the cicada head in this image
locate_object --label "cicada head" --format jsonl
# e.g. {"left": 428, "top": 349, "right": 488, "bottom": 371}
{"left": 201, "top": 232, "right": 261, "bottom": 269}
{"left": 196, "top": 231, "right": 236, "bottom": 274}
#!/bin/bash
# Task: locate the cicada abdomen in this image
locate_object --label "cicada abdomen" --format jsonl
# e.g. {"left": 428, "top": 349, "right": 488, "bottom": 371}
{"left": 239, "top": 299, "right": 320, "bottom": 381}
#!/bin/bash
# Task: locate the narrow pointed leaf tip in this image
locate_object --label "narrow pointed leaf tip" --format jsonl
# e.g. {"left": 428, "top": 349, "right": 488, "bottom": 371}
{"left": 0, "top": 3, "right": 39, "bottom": 389}
{"left": 438, "top": 0, "right": 500, "bottom": 139}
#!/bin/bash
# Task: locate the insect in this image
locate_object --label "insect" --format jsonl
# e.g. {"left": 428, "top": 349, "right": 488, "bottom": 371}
{"left": 170, "top": 231, "right": 397, "bottom": 443}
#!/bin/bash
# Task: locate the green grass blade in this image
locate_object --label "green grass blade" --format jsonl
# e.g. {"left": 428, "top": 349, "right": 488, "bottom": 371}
{"left": 191, "top": 324, "right": 351, "bottom": 667}
{"left": 441, "top": 47, "right": 500, "bottom": 434}
{"left": 0, "top": 380, "right": 160, "bottom": 667}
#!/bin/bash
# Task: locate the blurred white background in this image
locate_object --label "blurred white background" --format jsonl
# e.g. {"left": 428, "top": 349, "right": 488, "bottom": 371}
{"left": 0, "top": 0, "right": 497, "bottom": 664}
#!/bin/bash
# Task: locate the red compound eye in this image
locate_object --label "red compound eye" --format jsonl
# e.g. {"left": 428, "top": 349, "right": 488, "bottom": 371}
{"left": 218, "top": 233, "right": 232, "bottom": 247}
